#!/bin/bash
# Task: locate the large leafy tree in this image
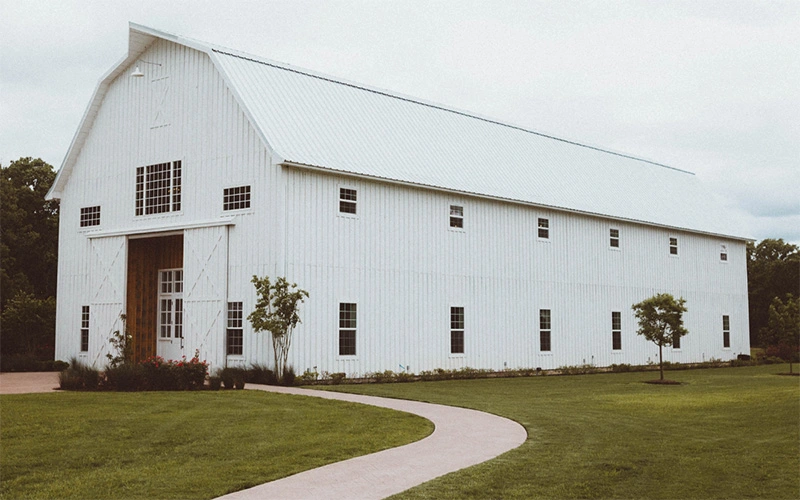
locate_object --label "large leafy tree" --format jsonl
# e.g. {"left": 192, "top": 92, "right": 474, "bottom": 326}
{"left": 632, "top": 293, "right": 688, "bottom": 381}
{"left": 0, "top": 157, "right": 59, "bottom": 360}
{"left": 747, "top": 239, "right": 800, "bottom": 346}
{"left": 247, "top": 276, "right": 309, "bottom": 381}
{"left": 759, "top": 294, "right": 800, "bottom": 374}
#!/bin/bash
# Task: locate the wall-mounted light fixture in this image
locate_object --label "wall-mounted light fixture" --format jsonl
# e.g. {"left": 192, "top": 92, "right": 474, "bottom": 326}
{"left": 131, "top": 60, "right": 162, "bottom": 78}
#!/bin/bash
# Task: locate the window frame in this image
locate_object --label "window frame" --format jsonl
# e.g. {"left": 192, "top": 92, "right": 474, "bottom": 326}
{"left": 450, "top": 306, "right": 465, "bottom": 355}
{"left": 720, "top": 244, "right": 728, "bottom": 262}
{"left": 612, "top": 311, "right": 622, "bottom": 351}
{"left": 80, "top": 305, "right": 90, "bottom": 352}
{"left": 338, "top": 187, "right": 358, "bottom": 216}
{"left": 79, "top": 206, "right": 101, "bottom": 228}
{"left": 539, "top": 309, "right": 552, "bottom": 352}
{"left": 227, "top": 302, "right": 244, "bottom": 356}
{"left": 223, "top": 185, "right": 252, "bottom": 212}
{"left": 609, "top": 228, "right": 620, "bottom": 249}
{"left": 338, "top": 302, "right": 357, "bottom": 356}
{"left": 673, "top": 333, "right": 682, "bottom": 350}
{"left": 722, "top": 315, "right": 731, "bottom": 349}
{"left": 669, "top": 236, "right": 679, "bottom": 256}
{"left": 538, "top": 218, "right": 550, "bottom": 240}
{"left": 135, "top": 160, "right": 182, "bottom": 216}
{"left": 449, "top": 205, "right": 464, "bottom": 230}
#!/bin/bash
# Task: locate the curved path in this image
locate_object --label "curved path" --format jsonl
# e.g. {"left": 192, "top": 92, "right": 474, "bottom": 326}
{"left": 217, "top": 384, "right": 527, "bottom": 500}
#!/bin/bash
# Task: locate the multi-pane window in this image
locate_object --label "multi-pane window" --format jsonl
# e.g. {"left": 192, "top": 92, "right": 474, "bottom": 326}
{"left": 450, "top": 306, "right": 464, "bottom": 354}
{"left": 540, "top": 309, "right": 551, "bottom": 351}
{"left": 227, "top": 302, "right": 244, "bottom": 355}
{"left": 720, "top": 244, "right": 728, "bottom": 261}
{"left": 723, "top": 315, "right": 730, "bottom": 348}
{"left": 610, "top": 228, "right": 620, "bottom": 248}
{"left": 158, "top": 269, "right": 183, "bottom": 339}
{"left": 223, "top": 185, "right": 251, "bottom": 211}
{"left": 80, "top": 306, "right": 90, "bottom": 352}
{"left": 669, "top": 237, "right": 678, "bottom": 255}
{"left": 135, "top": 160, "right": 182, "bottom": 216}
{"left": 80, "top": 206, "right": 101, "bottom": 227}
{"left": 339, "top": 188, "right": 357, "bottom": 214}
{"left": 538, "top": 218, "right": 550, "bottom": 239}
{"left": 450, "top": 205, "right": 464, "bottom": 229}
{"left": 339, "top": 303, "right": 357, "bottom": 355}
{"left": 612, "top": 311, "right": 622, "bottom": 350}
{"left": 673, "top": 333, "right": 681, "bottom": 349}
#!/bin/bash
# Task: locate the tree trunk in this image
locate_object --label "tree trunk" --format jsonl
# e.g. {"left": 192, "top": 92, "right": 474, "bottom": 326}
{"left": 659, "top": 343, "right": 664, "bottom": 380}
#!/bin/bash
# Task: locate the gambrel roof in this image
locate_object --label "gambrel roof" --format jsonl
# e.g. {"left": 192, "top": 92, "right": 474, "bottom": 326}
{"left": 48, "top": 23, "right": 746, "bottom": 240}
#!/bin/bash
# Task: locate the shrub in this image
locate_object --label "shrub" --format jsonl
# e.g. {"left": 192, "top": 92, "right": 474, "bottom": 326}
{"left": 219, "top": 367, "right": 247, "bottom": 389}
{"left": 611, "top": 363, "right": 632, "bottom": 373}
{"left": 330, "top": 372, "right": 347, "bottom": 385}
{"left": 282, "top": 365, "right": 296, "bottom": 386}
{"left": 104, "top": 363, "right": 143, "bottom": 391}
{"left": 59, "top": 358, "right": 101, "bottom": 391}
{"left": 137, "top": 352, "right": 208, "bottom": 391}
{"left": 246, "top": 364, "right": 277, "bottom": 385}
{"left": 208, "top": 375, "right": 222, "bottom": 390}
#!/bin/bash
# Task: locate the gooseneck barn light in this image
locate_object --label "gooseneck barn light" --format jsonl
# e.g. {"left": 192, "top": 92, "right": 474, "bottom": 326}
{"left": 131, "top": 60, "right": 162, "bottom": 78}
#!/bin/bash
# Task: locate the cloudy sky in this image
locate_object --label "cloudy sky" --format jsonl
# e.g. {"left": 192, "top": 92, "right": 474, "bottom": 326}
{"left": 2, "top": 0, "right": 798, "bottom": 243}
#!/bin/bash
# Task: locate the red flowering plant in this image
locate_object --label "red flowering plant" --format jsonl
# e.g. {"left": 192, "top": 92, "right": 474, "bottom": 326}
{"left": 137, "top": 350, "right": 208, "bottom": 390}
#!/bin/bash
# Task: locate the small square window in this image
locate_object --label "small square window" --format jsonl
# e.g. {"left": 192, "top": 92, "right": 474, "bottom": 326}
{"left": 450, "top": 205, "right": 464, "bottom": 229}
{"left": 610, "top": 228, "right": 619, "bottom": 248}
{"left": 538, "top": 218, "right": 549, "bottom": 239}
{"left": 227, "top": 302, "right": 243, "bottom": 355}
{"left": 80, "top": 206, "right": 101, "bottom": 227}
{"left": 669, "top": 237, "right": 678, "bottom": 255}
{"left": 339, "top": 188, "right": 357, "bottom": 214}
{"left": 339, "top": 303, "right": 357, "bottom": 355}
{"left": 720, "top": 244, "right": 728, "bottom": 261}
{"left": 223, "top": 185, "right": 251, "bottom": 211}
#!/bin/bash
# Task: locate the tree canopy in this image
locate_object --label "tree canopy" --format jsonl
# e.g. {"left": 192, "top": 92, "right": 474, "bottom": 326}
{"left": 632, "top": 293, "right": 688, "bottom": 381}
{"left": 747, "top": 239, "right": 800, "bottom": 346}
{"left": 759, "top": 294, "right": 800, "bottom": 373}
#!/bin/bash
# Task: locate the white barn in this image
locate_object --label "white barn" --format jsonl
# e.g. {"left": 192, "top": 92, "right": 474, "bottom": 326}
{"left": 47, "top": 24, "right": 750, "bottom": 376}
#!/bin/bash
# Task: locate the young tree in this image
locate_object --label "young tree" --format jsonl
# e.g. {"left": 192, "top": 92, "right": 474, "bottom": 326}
{"left": 759, "top": 294, "right": 800, "bottom": 374}
{"left": 747, "top": 239, "right": 800, "bottom": 346}
{"left": 247, "top": 276, "right": 309, "bottom": 381}
{"left": 632, "top": 293, "right": 688, "bottom": 381}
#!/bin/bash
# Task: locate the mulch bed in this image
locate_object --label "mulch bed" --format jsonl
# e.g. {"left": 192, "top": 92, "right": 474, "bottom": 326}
{"left": 644, "top": 379, "right": 682, "bottom": 385}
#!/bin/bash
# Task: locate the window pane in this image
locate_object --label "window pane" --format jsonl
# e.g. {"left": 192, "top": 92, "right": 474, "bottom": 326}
{"left": 339, "top": 329, "right": 356, "bottom": 356}
{"left": 540, "top": 331, "right": 551, "bottom": 351}
{"left": 539, "top": 309, "right": 551, "bottom": 330}
{"left": 451, "top": 330, "right": 464, "bottom": 354}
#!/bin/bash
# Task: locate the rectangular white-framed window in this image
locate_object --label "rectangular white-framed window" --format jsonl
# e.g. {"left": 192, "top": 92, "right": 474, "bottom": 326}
{"left": 227, "top": 302, "right": 244, "bottom": 356}
{"left": 720, "top": 244, "right": 728, "bottom": 262}
{"left": 669, "top": 237, "right": 679, "bottom": 256}
{"left": 80, "top": 305, "right": 90, "bottom": 352}
{"left": 609, "top": 228, "right": 620, "bottom": 248}
{"left": 723, "top": 315, "right": 730, "bottom": 348}
{"left": 450, "top": 306, "right": 464, "bottom": 354}
{"left": 339, "top": 188, "right": 357, "bottom": 215}
{"left": 80, "top": 206, "right": 101, "bottom": 227}
{"left": 339, "top": 303, "right": 357, "bottom": 356}
{"left": 540, "top": 309, "right": 551, "bottom": 352}
{"left": 223, "top": 185, "right": 251, "bottom": 211}
{"left": 449, "top": 205, "right": 464, "bottom": 229}
{"left": 158, "top": 269, "right": 183, "bottom": 340}
{"left": 135, "top": 160, "right": 182, "bottom": 216}
{"left": 538, "top": 218, "right": 550, "bottom": 239}
{"left": 673, "top": 333, "right": 681, "bottom": 349}
{"left": 612, "top": 311, "right": 622, "bottom": 350}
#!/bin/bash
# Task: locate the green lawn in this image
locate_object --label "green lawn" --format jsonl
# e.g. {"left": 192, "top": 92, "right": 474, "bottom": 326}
{"left": 323, "top": 364, "right": 800, "bottom": 499}
{"left": 0, "top": 390, "right": 432, "bottom": 499}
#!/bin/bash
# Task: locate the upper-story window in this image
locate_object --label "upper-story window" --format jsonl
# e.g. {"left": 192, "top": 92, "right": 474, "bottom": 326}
{"left": 450, "top": 205, "right": 464, "bottom": 229}
{"left": 669, "top": 237, "right": 678, "bottom": 255}
{"left": 136, "top": 160, "right": 181, "bottom": 216}
{"left": 223, "top": 185, "right": 251, "bottom": 211}
{"left": 720, "top": 244, "right": 728, "bottom": 262}
{"left": 339, "top": 188, "right": 357, "bottom": 214}
{"left": 538, "top": 218, "right": 550, "bottom": 239}
{"left": 610, "top": 228, "right": 620, "bottom": 248}
{"left": 80, "top": 206, "right": 101, "bottom": 227}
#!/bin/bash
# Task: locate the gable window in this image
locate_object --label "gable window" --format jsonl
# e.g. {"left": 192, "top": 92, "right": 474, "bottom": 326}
{"left": 540, "top": 309, "right": 551, "bottom": 352}
{"left": 612, "top": 311, "right": 622, "bottom": 350}
{"left": 669, "top": 237, "right": 678, "bottom": 255}
{"left": 450, "top": 306, "right": 464, "bottom": 354}
{"left": 610, "top": 228, "right": 620, "bottom": 248}
{"left": 80, "top": 306, "right": 90, "bottom": 352}
{"left": 223, "top": 185, "right": 251, "bottom": 211}
{"left": 80, "top": 206, "right": 101, "bottom": 227}
{"left": 135, "top": 160, "right": 182, "bottom": 216}
{"left": 723, "top": 315, "right": 730, "bottom": 348}
{"left": 720, "top": 244, "right": 728, "bottom": 262}
{"left": 227, "top": 302, "right": 244, "bottom": 355}
{"left": 538, "top": 218, "right": 550, "bottom": 239}
{"left": 339, "top": 188, "right": 357, "bottom": 214}
{"left": 450, "top": 205, "right": 464, "bottom": 229}
{"left": 339, "top": 303, "right": 357, "bottom": 356}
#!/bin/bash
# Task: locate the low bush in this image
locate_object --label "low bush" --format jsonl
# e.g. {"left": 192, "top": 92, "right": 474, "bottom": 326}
{"left": 103, "top": 363, "right": 142, "bottom": 391}
{"left": 59, "top": 358, "right": 101, "bottom": 390}
{"left": 282, "top": 365, "right": 296, "bottom": 386}
{"left": 0, "top": 355, "right": 69, "bottom": 373}
{"left": 245, "top": 364, "right": 277, "bottom": 385}
{"left": 219, "top": 367, "right": 247, "bottom": 390}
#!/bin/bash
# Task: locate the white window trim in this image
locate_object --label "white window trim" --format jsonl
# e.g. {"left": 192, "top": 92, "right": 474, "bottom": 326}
{"left": 537, "top": 217, "right": 551, "bottom": 242}
{"left": 448, "top": 204, "right": 465, "bottom": 232}
{"left": 337, "top": 186, "right": 358, "bottom": 218}
{"left": 135, "top": 160, "right": 183, "bottom": 218}
{"left": 609, "top": 228, "right": 621, "bottom": 251}
{"left": 222, "top": 184, "right": 254, "bottom": 214}
{"left": 719, "top": 244, "right": 729, "bottom": 263}
{"left": 669, "top": 236, "right": 679, "bottom": 257}
{"left": 336, "top": 300, "right": 358, "bottom": 358}
{"left": 449, "top": 305, "right": 465, "bottom": 357}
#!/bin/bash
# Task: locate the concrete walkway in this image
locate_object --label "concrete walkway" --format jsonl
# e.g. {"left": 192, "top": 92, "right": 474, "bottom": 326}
{"left": 0, "top": 371, "right": 60, "bottom": 394}
{"left": 217, "top": 384, "right": 527, "bottom": 500}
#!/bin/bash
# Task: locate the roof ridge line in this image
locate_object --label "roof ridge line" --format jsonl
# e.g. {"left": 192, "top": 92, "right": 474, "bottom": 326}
{"left": 212, "top": 48, "right": 693, "bottom": 175}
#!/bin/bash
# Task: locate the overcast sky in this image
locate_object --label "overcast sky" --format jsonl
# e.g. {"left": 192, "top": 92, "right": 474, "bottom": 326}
{"left": 2, "top": 0, "right": 798, "bottom": 244}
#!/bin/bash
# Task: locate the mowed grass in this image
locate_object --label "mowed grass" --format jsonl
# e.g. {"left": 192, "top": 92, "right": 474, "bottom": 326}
{"left": 0, "top": 390, "right": 432, "bottom": 499}
{"left": 323, "top": 364, "right": 800, "bottom": 499}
